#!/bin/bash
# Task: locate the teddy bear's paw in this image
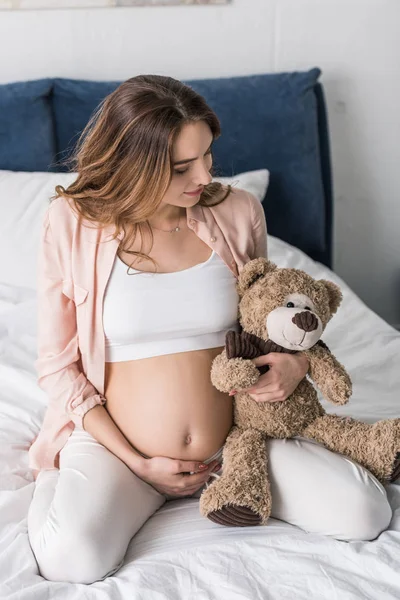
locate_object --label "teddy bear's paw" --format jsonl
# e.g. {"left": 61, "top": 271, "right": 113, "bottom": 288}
{"left": 324, "top": 374, "right": 352, "bottom": 406}
{"left": 211, "top": 354, "right": 260, "bottom": 394}
{"left": 207, "top": 505, "right": 262, "bottom": 527}
{"left": 390, "top": 452, "right": 400, "bottom": 483}
{"left": 200, "top": 481, "right": 264, "bottom": 526}
{"left": 336, "top": 376, "right": 352, "bottom": 404}
{"left": 199, "top": 473, "right": 270, "bottom": 527}
{"left": 354, "top": 418, "right": 400, "bottom": 483}
{"left": 388, "top": 419, "right": 400, "bottom": 482}
{"left": 375, "top": 418, "right": 400, "bottom": 483}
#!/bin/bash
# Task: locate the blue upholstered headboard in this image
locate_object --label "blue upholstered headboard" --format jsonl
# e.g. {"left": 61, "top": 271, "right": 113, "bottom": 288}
{"left": 0, "top": 68, "right": 333, "bottom": 267}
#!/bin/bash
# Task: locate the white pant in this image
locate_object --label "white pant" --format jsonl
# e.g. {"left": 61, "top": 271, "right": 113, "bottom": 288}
{"left": 27, "top": 425, "right": 393, "bottom": 584}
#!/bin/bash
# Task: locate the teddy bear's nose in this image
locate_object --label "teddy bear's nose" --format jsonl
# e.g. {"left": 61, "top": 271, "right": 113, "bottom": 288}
{"left": 292, "top": 311, "right": 319, "bottom": 332}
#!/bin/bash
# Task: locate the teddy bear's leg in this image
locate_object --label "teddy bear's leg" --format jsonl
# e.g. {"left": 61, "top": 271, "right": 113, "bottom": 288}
{"left": 199, "top": 426, "right": 271, "bottom": 527}
{"left": 302, "top": 414, "right": 400, "bottom": 483}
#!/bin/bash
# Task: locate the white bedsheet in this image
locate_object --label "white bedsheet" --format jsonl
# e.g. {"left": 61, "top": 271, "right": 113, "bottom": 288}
{"left": 0, "top": 235, "right": 399, "bottom": 600}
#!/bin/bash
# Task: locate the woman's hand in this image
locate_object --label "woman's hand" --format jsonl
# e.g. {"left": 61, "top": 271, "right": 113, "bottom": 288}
{"left": 238, "top": 352, "right": 309, "bottom": 403}
{"left": 135, "top": 456, "right": 222, "bottom": 497}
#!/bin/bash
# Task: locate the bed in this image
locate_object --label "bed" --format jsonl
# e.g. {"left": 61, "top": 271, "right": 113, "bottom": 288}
{"left": 0, "top": 69, "right": 399, "bottom": 600}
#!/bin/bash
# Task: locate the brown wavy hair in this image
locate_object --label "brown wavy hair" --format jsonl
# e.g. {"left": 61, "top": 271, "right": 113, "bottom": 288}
{"left": 54, "top": 74, "right": 232, "bottom": 269}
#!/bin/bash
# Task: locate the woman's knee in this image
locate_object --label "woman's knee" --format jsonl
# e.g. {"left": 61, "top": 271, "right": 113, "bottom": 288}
{"left": 302, "top": 474, "right": 393, "bottom": 542}
{"left": 34, "top": 530, "right": 124, "bottom": 584}
{"left": 337, "top": 483, "right": 392, "bottom": 542}
{"left": 267, "top": 438, "right": 393, "bottom": 541}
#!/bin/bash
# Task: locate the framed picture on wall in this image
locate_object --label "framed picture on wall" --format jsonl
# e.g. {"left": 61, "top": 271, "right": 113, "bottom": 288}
{"left": 0, "top": 0, "right": 231, "bottom": 9}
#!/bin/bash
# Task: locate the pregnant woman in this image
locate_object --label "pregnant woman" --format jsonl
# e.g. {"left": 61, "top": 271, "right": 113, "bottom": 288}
{"left": 27, "top": 75, "right": 392, "bottom": 584}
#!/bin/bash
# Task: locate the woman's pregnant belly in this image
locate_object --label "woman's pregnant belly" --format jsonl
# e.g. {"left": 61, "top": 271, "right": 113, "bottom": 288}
{"left": 104, "top": 347, "right": 234, "bottom": 462}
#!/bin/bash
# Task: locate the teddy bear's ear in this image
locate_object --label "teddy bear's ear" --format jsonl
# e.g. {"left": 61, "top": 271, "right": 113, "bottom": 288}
{"left": 320, "top": 279, "right": 343, "bottom": 315}
{"left": 237, "top": 258, "right": 276, "bottom": 297}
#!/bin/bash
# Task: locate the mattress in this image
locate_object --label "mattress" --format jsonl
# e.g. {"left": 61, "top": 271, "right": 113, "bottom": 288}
{"left": 0, "top": 234, "right": 399, "bottom": 600}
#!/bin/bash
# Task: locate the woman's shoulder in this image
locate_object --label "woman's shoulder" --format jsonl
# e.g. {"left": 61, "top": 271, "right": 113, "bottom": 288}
{"left": 208, "top": 184, "right": 264, "bottom": 225}
{"left": 46, "top": 196, "right": 79, "bottom": 230}
{"left": 46, "top": 196, "right": 107, "bottom": 241}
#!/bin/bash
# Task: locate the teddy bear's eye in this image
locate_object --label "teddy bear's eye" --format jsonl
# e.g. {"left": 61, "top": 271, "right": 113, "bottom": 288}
{"left": 286, "top": 302, "right": 295, "bottom": 308}
{"left": 305, "top": 306, "right": 311, "bottom": 311}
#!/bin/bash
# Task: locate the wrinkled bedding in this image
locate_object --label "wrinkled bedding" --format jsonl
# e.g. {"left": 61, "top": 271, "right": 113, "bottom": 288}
{"left": 0, "top": 235, "right": 399, "bottom": 600}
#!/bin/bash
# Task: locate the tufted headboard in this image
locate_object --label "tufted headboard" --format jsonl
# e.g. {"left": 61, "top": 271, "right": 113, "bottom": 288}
{"left": 0, "top": 68, "right": 333, "bottom": 267}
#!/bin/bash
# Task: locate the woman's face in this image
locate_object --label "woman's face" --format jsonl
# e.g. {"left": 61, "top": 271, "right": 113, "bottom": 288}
{"left": 161, "top": 120, "right": 214, "bottom": 208}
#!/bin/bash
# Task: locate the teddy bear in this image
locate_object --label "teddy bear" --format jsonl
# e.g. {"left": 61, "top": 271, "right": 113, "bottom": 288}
{"left": 199, "top": 258, "right": 400, "bottom": 527}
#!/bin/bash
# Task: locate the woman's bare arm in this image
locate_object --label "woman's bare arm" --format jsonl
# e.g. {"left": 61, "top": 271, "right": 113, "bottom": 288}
{"left": 83, "top": 405, "right": 147, "bottom": 476}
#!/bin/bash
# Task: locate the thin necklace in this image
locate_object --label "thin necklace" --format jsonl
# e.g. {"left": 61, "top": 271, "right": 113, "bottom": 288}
{"left": 150, "top": 213, "right": 181, "bottom": 234}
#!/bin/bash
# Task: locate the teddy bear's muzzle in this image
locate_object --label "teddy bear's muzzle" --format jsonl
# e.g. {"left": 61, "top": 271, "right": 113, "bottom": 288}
{"left": 266, "top": 306, "right": 323, "bottom": 351}
{"left": 292, "top": 311, "right": 319, "bottom": 332}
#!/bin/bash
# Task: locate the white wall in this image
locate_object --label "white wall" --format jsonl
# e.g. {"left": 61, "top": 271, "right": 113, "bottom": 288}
{"left": 0, "top": 0, "right": 399, "bottom": 325}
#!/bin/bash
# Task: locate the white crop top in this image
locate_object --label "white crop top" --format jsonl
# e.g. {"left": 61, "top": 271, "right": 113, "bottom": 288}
{"left": 103, "top": 250, "right": 240, "bottom": 362}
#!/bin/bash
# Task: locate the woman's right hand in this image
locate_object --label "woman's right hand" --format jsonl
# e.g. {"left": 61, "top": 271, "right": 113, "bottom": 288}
{"left": 137, "top": 456, "right": 222, "bottom": 497}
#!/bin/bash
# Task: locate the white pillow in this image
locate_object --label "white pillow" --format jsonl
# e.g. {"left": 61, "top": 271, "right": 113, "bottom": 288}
{"left": 0, "top": 170, "right": 77, "bottom": 290}
{"left": 0, "top": 168, "right": 269, "bottom": 291}
{"left": 213, "top": 168, "right": 269, "bottom": 203}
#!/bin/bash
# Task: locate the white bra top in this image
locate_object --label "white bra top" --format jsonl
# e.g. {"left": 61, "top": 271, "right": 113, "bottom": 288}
{"left": 103, "top": 250, "right": 240, "bottom": 362}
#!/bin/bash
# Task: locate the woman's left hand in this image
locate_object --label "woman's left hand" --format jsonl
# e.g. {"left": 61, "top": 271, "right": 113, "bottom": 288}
{"left": 241, "top": 353, "right": 309, "bottom": 403}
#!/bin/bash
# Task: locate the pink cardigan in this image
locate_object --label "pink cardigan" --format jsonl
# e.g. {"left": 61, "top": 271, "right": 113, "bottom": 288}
{"left": 28, "top": 187, "right": 268, "bottom": 470}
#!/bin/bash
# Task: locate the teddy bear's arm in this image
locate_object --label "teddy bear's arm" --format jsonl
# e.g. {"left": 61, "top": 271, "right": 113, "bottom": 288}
{"left": 304, "top": 343, "right": 352, "bottom": 405}
{"left": 210, "top": 349, "right": 261, "bottom": 393}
